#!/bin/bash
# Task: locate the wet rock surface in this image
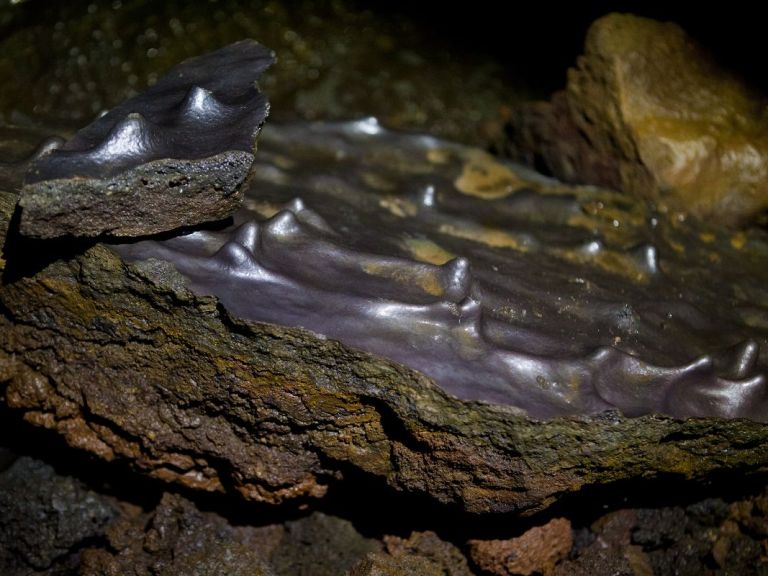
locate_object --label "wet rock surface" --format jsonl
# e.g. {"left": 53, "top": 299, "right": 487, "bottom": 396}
{"left": 117, "top": 120, "right": 768, "bottom": 422}
{"left": 19, "top": 40, "right": 274, "bottom": 238}
{"left": 503, "top": 13, "right": 768, "bottom": 227}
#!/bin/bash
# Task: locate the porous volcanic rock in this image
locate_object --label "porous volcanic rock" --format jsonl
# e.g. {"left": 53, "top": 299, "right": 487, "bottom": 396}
{"left": 553, "top": 494, "right": 768, "bottom": 575}
{"left": 350, "top": 531, "right": 473, "bottom": 576}
{"left": 270, "top": 512, "right": 381, "bottom": 575}
{"left": 0, "top": 456, "right": 118, "bottom": 574}
{"left": 80, "top": 492, "right": 276, "bottom": 576}
{"left": 503, "top": 13, "right": 768, "bottom": 226}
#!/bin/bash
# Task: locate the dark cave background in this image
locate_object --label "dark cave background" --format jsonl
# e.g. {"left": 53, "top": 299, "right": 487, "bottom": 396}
{"left": 2, "top": 0, "right": 765, "bottom": 97}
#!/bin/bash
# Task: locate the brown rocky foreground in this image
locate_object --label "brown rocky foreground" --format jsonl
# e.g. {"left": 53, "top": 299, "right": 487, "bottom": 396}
{"left": 3, "top": 452, "right": 768, "bottom": 575}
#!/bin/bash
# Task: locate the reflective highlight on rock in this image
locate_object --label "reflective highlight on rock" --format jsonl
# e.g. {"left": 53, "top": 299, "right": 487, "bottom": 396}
{"left": 19, "top": 40, "right": 275, "bottom": 238}
{"left": 116, "top": 120, "right": 768, "bottom": 421}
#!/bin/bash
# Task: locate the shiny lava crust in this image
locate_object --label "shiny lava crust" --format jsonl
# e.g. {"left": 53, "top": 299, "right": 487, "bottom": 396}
{"left": 19, "top": 40, "right": 275, "bottom": 238}
{"left": 116, "top": 119, "right": 768, "bottom": 422}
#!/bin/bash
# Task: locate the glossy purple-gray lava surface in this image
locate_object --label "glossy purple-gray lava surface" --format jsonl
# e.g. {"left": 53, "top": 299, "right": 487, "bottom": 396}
{"left": 116, "top": 120, "right": 768, "bottom": 421}
{"left": 18, "top": 40, "right": 274, "bottom": 238}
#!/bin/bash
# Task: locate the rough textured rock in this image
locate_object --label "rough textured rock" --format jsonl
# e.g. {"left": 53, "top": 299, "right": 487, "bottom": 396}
{"left": 270, "top": 512, "right": 380, "bottom": 575}
{"left": 350, "top": 531, "right": 473, "bottom": 576}
{"left": 555, "top": 495, "right": 768, "bottom": 575}
{"left": 4, "top": 11, "right": 768, "bottom": 575}
{"left": 468, "top": 518, "right": 572, "bottom": 576}
{"left": 4, "top": 116, "right": 768, "bottom": 517}
{"left": 0, "top": 456, "right": 118, "bottom": 574}
{"left": 18, "top": 40, "right": 274, "bottom": 238}
{"left": 80, "top": 492, "right": 276, "bottom": 576}
{"left": 503, "top": 13, "right": 768, "bottom": 226}
{"left": 9, "top": 448, "right": 768, "bottom": 574}
{"left": 0, "top": 452, "right": 449, "bottom": 576}
{"left": 553, "top": 510, "right": 647, "bottom": 576}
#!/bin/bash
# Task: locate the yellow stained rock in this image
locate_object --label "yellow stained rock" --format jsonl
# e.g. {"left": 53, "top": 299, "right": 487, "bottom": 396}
{"left": 567, "top": 13, "right": 768, "bottom": 226}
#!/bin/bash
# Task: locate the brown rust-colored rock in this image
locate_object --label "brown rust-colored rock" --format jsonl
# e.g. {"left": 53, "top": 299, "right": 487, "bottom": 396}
{"left": 553, "top": 510, "right": 650, "bottom": 576}
{"left": 468, "top": 518, "right": 572, "bottom": 576}
{"left": 9, "top": 450, "right": 768, "bottom": 574}
{"left": 3, "top": 224, "right": 768, "bottom": 518}
{"left": 504, "top": 13, "right": 768, "bottom": 226}
{"left": 80, "top": 492, "right": 276, "bottom": 576}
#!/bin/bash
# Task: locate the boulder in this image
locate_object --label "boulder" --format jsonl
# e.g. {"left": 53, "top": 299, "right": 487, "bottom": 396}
{"left": 4, "top": 130, "right": 768, "bottom": 515}
{"left": 504, "top": 13, "right": 768, "bottom": 226}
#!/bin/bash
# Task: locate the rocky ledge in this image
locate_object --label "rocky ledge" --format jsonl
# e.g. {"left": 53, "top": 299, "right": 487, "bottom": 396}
{"left": 3, "top": 117, "right": 768, "bottom": 516}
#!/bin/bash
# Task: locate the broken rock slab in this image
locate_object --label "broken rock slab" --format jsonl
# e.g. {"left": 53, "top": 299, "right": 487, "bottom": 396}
{"left": 18, "top": 40, "right": 274, "bottom": 238}
{"left": 5, "top": 119, "right": 768, "bottom": 516}
{"left": 503, "top": 13, "right": 768, "bottom": 227}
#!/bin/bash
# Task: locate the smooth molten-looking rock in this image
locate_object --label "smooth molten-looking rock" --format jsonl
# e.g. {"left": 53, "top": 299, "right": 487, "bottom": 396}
{"left": 3, "top": 121, "right": 768, "bottom": 516}
{"left": 117, "top": 120, "right": 768, "bottom": 422}
{"left": 18, "top": 40, "right": 274, "bottom": 238}
{"left": 504, "top": 13, "right": 768, "bottom": 226}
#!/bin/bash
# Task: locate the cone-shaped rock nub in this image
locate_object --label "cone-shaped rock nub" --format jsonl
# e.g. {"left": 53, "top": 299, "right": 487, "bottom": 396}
{"left": 733, "top": 340, "right": 760, "bottom": 379}
{"left": 231, "top": 221, "right": 260, "bottom": 253}
{"left": 441, "top": 257, "right": 473, "bottom": 303}
{"left": 180, "top": 86, "right": 226, "bottom": 119}
{"left": 263, "top": 210, "right": 302, "bottom": 240}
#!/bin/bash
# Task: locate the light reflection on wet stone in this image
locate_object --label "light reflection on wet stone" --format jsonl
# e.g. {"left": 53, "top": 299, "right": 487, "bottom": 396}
{"left": 115, "top": 119, "right": 768, "bottom": 421}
